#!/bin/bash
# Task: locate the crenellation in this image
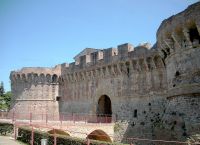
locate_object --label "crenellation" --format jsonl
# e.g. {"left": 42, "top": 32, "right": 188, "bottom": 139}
{"left": 65, "top": 43, "right": 159, "bottom": 73}
{"left": 102, "top": 48, "right": 113, "bottom": 63}
{"left": 9, "top": 66, "right": 61, "bottom": 117}
{"left": 117, "top": 43, "right": 134, "bottom": 60}
{"left": 62, "top": 50, "right": 163, "bottom": 83}
{"left": 90, "top": 50, "right": 104, "bottom": 65}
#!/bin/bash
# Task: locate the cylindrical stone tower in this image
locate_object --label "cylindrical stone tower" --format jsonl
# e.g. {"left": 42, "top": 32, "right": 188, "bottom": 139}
{"left": 156, "top": 2, "right": 200, "bottom": 141}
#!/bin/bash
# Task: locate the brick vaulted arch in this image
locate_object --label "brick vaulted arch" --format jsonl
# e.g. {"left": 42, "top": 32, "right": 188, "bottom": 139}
{"left": 48, "top": 129, "right": 70, "bottom": 136}
{"left": 97, "top": 95, "right": 112, "bottom": 123}
{"left": 87, "top": 129, "right": 112, "bottom": 142}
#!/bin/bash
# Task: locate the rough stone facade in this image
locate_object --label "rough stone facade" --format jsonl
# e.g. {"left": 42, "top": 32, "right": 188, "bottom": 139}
{"left": 10, "top": 66, "right": 61, "bottom": 118}
{"left": 10, "top": 2, "right": 200, "bottom": 144}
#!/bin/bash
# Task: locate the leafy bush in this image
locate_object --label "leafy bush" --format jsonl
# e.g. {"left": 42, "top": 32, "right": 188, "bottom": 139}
{"left": 18, "top": 127, "right": 48, "bottom": 145}
{"left": 0, "top": 122, "right": 13, "bottom": 135}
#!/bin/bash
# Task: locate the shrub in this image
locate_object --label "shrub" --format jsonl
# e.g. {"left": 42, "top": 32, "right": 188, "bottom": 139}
{"left": 0, "top": 122, "right": 13, "bottom": 135}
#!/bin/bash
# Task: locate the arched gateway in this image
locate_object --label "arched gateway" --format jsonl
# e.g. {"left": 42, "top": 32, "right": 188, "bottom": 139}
{"left": 97, "top": 95, "right": 112, "bottom": 123}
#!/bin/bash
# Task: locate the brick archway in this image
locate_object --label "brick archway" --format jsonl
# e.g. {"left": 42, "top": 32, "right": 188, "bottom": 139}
{"left": 97, "top": 95, "right": 112, "bottom": 123}
{"left": 87, "top": 129, "right": 112, "bottom": 142}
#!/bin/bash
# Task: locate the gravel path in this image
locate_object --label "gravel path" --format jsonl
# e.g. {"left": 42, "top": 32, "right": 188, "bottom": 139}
{"left": 0, "top": 136, "right": 25, "bottom": 145}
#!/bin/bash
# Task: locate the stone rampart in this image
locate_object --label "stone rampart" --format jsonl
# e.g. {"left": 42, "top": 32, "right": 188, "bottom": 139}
{"left": 9, "top": 2, "right": 200, "bottom": 144}
{"left": 9, "top": 65, "right": 61, "bottom": 118}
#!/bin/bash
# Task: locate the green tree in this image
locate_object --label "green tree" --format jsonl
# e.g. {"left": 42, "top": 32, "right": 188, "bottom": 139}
{"left": 0, "top": 81, "right": 4, "bottom": 96}
{"left": 0, "top": 81, "right": 12, "bottom": 111}
{"left": 3, "top": 91, "right": 12, "bottom": 108}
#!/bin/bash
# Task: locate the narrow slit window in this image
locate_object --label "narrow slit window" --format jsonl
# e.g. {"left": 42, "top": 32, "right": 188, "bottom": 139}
{"left": 134, "top": 109, "right": 137, "bottom": 118}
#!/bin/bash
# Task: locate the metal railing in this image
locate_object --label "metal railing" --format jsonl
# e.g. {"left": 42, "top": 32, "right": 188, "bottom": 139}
{"left": 0, "top": 111, "right": 115, "bottom": 124}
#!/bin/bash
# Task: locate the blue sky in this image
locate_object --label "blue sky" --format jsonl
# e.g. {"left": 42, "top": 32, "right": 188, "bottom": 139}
{"left": 0, "top": 0, "right": 198, "bottom": 91}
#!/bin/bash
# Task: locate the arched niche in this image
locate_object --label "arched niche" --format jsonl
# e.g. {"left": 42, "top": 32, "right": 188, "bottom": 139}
{"left": 187, "top": 21, "right": 200, "bottom": 44}
{"left": 52, "top": 74, "right": 58, "bottom": 83}
{"left": 46, "top": 74, "right": 51, "bottom": 83}
{"left": 33, "top": 73, "right": 39, "bottom": 84}
{"left": 21, "top": 74, "right": 26, "bottom": 82}
{"left": 39, "top": 73, "right": 45, "bottom": 83}
{"left": 27, "top": 73, "right": 32, "bottom": 82}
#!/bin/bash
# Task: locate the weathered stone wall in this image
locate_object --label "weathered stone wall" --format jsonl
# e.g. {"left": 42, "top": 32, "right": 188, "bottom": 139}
{"left": 155, "top": 2, "right": 200, "bottom": 143}
{"left": 157, "top": 2, "right": 200, "bottom": 93}
{"left": 156, "top": 95, "right": 200, "bottom": 141}
{"left": 59, "top": 44, "right": 166, "bottom": 112}
{"left": 9, "top": 2, "right": 200, "bottom": 144}
{"left": 9, "top": 66, "right": 61, "bottom": 118}
{"left": 58, "top": 44, "right": 168, "bottom": 141}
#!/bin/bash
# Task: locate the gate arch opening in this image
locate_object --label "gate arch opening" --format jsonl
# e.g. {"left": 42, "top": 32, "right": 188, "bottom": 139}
{"left": 87, "top": 129, "right": 112, "bottom": 142}
{"left": 97, "top": 95, "right": 112, "bottom": 123}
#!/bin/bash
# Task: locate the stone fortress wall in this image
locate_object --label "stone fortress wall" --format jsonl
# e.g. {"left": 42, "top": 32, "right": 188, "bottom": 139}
{"left": 9, "top": 2, "right": 200, "bottom": 143}
{"left": 155, "top": 2, "right": 200, "bottom": 141}
{"left": 59, "top": 43, "right": 167, "bottom": 115}
{"left": 10, "top": 65, "right": 61, "bottom": 117}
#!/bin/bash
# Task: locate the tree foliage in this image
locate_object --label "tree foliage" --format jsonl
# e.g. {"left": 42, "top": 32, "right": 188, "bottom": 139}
{"left": 0, "top": 81, "right": 12, "bottom": 111}
{"left": 0, "top": 82, "right": 4, "bottom": 96}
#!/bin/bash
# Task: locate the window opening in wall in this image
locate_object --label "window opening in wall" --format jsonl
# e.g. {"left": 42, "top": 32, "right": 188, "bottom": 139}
{"left": 56, "top": 96, "right": 61, "bottom": 101}
{"left": 189, "top": 27, "right": 200, "bottom": 43}
{"left": 131, "top": 122, "right": 135, "bottom": 127}
{"left": 134, "top": 109, "right": 137, "bottom": 118}
{"left": 175, "top": 71, "right": 180, "bottom": 77}
{"left": 126, "top": 62, "right": 130, "bottom": 77}
{"left": 127, "top": 66, "right": 130, "bottom": 77}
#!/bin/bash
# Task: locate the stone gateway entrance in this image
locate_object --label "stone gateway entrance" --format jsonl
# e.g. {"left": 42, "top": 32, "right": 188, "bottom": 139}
{"left": 97, "top": 95, "right": 112, "bottom": 117}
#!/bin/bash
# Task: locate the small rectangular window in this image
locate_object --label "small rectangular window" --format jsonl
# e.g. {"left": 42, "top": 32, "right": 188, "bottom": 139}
{"left": 134, "top": 109, "right": 137, "bottom": 118}
{"left": 56, "top": 96, "right": 61, "bottom": 101}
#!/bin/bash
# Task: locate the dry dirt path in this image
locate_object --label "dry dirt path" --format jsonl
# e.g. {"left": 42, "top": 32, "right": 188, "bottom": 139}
{"left": 0, "top": 136, "right": 25, "bottom": 145}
